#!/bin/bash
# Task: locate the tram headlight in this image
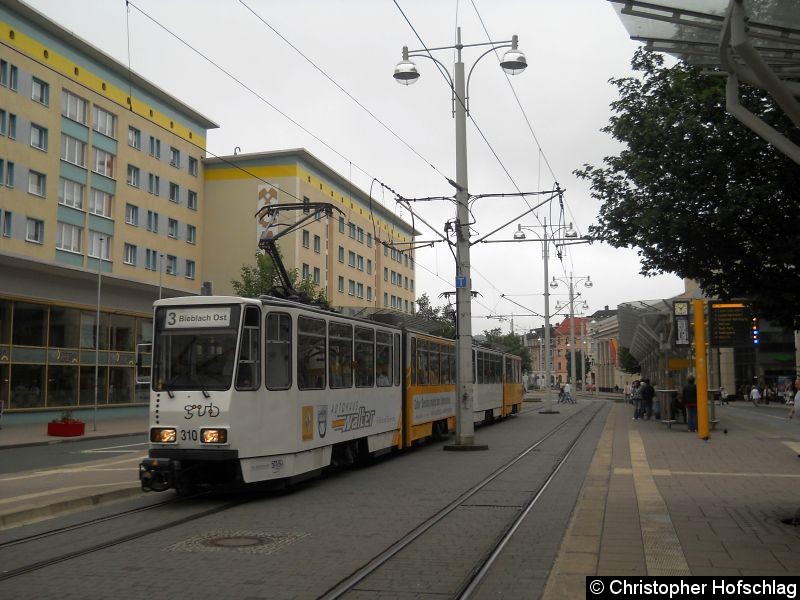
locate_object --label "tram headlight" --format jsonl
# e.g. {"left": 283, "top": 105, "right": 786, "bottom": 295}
{"left": 150, "top": 428, "right": 177, "bottom": 443}
{"left": 201, "top": 428, "right": 228, "bottom": 444}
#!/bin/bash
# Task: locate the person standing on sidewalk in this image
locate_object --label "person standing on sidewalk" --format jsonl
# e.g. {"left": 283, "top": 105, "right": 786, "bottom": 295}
{"left": 681, "top": 375, "right": 698, "bottom": 432}
{"left": 631, "top": 380, "right": 642, "bottom": 420}
{"left": 640, "top": 378, "right": 655, "bottom": 420}
{"left": 750, "top": 385, "right": 762, "bottom": 406}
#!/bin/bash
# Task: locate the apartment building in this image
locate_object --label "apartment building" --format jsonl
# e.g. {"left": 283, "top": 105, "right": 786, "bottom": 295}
{"left": 203, "top": 150, "right": 417, "bottom": 314}
{"left": 0, "top": 0, "right": 216, "bottom": 411}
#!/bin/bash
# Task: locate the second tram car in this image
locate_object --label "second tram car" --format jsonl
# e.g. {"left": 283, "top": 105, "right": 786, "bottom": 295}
{"left": 140, "top": 295, "right": 523, "bottom": 493}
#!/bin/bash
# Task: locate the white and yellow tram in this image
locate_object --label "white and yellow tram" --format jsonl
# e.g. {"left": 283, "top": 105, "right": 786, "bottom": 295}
{"left": 140, "top": 296, "right": 523, "bottom": 493}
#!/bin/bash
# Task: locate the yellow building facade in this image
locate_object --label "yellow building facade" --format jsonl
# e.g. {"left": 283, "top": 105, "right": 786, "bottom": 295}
{"left": 203, "top": 150, "right": 417, "bottom": 314}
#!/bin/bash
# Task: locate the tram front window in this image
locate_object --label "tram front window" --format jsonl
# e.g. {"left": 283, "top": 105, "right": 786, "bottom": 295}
{"left": 153, "top": 305, "right": 241, "bottom": 392}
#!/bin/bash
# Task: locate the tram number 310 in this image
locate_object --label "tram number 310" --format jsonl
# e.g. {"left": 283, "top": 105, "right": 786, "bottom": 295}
{"left": 180, "top": 430, "right": 198, "bottom": 442}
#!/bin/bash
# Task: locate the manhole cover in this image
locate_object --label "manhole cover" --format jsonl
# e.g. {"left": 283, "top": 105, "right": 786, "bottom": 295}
{"left": 165, "top": 529, "right": 309, "bottom": 554}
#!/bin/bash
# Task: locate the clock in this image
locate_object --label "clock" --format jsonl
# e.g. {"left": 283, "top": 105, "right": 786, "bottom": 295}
{"left": 674, "top": 302, "right": 689, "bottom": 316}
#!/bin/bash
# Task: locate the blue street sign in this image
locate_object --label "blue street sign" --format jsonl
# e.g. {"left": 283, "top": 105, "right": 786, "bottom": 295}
{"left": 455, "top": 276, "right": 467, "bottom": 289}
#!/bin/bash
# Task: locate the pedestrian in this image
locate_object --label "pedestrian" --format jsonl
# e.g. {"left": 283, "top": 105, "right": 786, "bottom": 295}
{"left": 624, "top": 381, "right": 631, "bottom": 404}
{"left": 631, "top": 380, "right": 642, "bottom": 420}
{"left": 640, "top": 378, "right": 655, "bottom": 420}
{"left": 563, "top": 381, "right": 573, "bottom": 404}
{"left": 719, "top": 385, "right": 728, "bottom": 405}
{"left": 750, "top": 385, "right": 762, "bottom": 407}
{"left": 681, "top": 375, "right": 698, "bottom": 432}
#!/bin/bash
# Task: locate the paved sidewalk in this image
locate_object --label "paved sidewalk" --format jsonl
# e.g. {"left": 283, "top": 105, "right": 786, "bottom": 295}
{"left": 543, "top": 401, "right": 800, "bottom": 597}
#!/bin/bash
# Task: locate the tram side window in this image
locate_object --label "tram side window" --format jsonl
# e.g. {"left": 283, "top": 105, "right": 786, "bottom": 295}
{"left": 477, "top": 351, "right": 485, "bottom": 384}
{"left": 393, "top": 333, "right": 401, "bottom": 386}
{"left": 266, "top": 313, "right": 291, "bottom": 390}
{"left": 417, "top": 339, "right": 428, "bottom": 384}
{"left": 376, "top": 331, "right": 392, "bottom": 386}
{"left": 329, "top": 322, "right": 353, "bottom": 389}
{"left": 354, "top": 326, "right": 374, "bottom": 387}
{"left": 430, "top": 343, "right": 441, "bottom": 385}
{"left": 410, "top": 336, "right": 417, "bottom": 385}
{"left": 298, "top": 316, "right": 326, "bottom": 390}
{"left": 236, "top": 306, "right": 260, "bottom": 390}
{"left": 493, "top": 354, "right": 502, "bottom": 383}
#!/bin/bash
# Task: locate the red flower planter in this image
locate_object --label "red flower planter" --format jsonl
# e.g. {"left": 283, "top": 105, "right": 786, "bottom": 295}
{"left": 47, "top": 420, "right": 86, "bottom": 437}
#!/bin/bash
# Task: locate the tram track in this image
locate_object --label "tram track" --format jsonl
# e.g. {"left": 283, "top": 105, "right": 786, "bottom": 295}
{"left": 319, "top": 401, "right": 606, "bottom": 599}
{"left": 0, "top": 494, "right": 250, "bottom": 582}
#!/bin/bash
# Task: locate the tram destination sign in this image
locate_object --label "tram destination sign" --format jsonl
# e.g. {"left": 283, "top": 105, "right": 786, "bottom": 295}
{"left": 164, "top": 307, "right": 232, "bottom": 329}
{"left": 709, "top": 303, "right": 751, "bottom": 347}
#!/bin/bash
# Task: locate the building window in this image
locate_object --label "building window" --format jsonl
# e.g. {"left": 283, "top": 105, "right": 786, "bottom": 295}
{"left": 302, "top": 263, "right": 310, "bottom": 279}
{"left": 127, "top": 165, "right": 140, "bottom": 188}
{"left": 148, "top": 174, "right": 160, "bottom": 196}
{"left": 92, "top": 147, "right": 115, "bottom": 178}
{"left": 348, "top": 251, "right": 356, "bottom": 267}
{"left": 125, "top": 203, "right": 138, "bottom": 226}
{"left": 26, "top": 218, "right": 44, "bottom": 243}
{"left": 187, "top": 224, "right": 196, "bottom": 244}
{"left": 165, "top": 255, "right": 177, "bottom": 276}
{"left": 367, "top": 259, "right": 372, "bottom": 274}
{"left": 92, "top": 106, "right": 117, "bottom": 138}
{"left": 0, "top": 60, "right": 19, "bottom": 90}
{"left": 313, "top": 235, "right": 321, "bottom": 253}
{"left": 384, "top": 292, "right": 388, "bottom": 307}
{"left": 313, "top": 267, "right": 320, "bottom": 285}
{"left": 303, "top": 196, "right": 310, "bottom": 214}
{"left": 6, "top": 113, "right": 15, "bottom": 139}
{"left": 357, "top": 255, "right": 364, "bottom": 271}
{"left": 188, "top": 156, "right": 198, "bottom": 176}
{"left": 339, "top": 216, "right": 345, "bottom": 233}
{"left": 187, "top": 190, "right": 197, "bottom": 210}
{"left": 384, "top": 267, "right": 388, "bottom": 281}
{"left": 60, "top": 134, "right": 86, "bottom": 167}
{"left": 367, "top": 286, "right": 372, "bottom": 302}
{"left": 169, "top": 146, "right": 180, "bottom": 168}
{"left": 31, "top": 77, "right": 49, "bottom": 105}
{"left": 59, "top": 178, "right": 84, "bottom": 209}
{"left": 145, "top": 249, "right": 158, "bottom": 271}
{"left": 56, "top": 222, "right": 81, "bottom": 253}
{"left": 147, "top": 211, "right": 159, "bottom": 233}
{"left": 2, "top": 210, "right": 12, "bottom": 237}
{"left": 169, "top": 182, "right": 179, "bottom": 203}
{"left": 89, "top": 189, "right": 113, "bottom": 218}
{"left": 349, "top": 222, "right": 356, "bottom": 238}
{"left": 30, "top": 124, "right": 48, "bottom": 151}
{"left": 149, "top": 136, "right": 160, "bottom": 158}
{"left": 168, "top": 218, "right": 178, "bottom": 239}
{"left": 357, "top": 227, "right": 364, "bottom": 243}
{"left": 356, "top": 283, "right": 364, "bottom": 298}
{"left": 186, "top": 260, "right": 196, "bottom": 280}
{"left": 338, "top": 246, "right": 344, "bottom": 263}
{"left": 124, "top": 243, "right": 136, "bottom": 265}
{"left": 61, "top": 90, "right": 87, "bottom": 124}
{"left": 128, "top": 126, "right": 141, "bottom": 149}
{"left": 348, "top": 280, "right": 355, "bottom": 296}
{"left": 2, "top": 161, "right": 13, "bottom": 188}
{"left": 367, "top": 233, "right": 372, "bottom": 247}
{"left": 88, "top": 232, "right": 111, "bottom": 260}
{"left": 28, "top": 171, "right": 46, "bottom": 197}
{"left": 302, "top": 229, "right": 310, "bottom": 248}
{"left": 338, "top": 276, "right": 344, "bottom": 293}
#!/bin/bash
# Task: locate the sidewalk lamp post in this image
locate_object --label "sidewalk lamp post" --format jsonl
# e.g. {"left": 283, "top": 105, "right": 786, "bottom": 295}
{"left": 513, "top": 220, "right": 577, "bottom": 413}
{"left": 552, "top": 274, "right": 592, "bottom": 391}
{"left": 394, "top": 28, "right": 527, "bottom": 446}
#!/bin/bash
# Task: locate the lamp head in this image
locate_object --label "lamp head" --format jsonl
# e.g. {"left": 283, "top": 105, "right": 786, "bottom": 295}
{"left": 584, "top": 276, "right": 593, "bottom": 288}
{"left": 564, "top": 223, "right": 578, "bottom": 238}
{"left": 394, "top": 46, "right": 420, "bottom": 85}
{"left": 500, "top": 35, "right": 527, "bottom": 75}
{"left": 549, "top": 277, "right": 558, "bottom": 290}
{"left": 513, "top": 224, "right": 526, "bottom": 240}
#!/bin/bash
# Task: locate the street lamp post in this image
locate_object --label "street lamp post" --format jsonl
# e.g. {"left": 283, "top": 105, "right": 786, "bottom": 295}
{"left": 513, "top": 220, "right": 577, "bottom": 413}
{"left": 395, "top": 28, "right": 527, "bottom": 447}
{"left": 93, "top": 236, "right": 104, "bottom": 432}
{"left": 551, "top": 274, "right": 592, "bottom": 391}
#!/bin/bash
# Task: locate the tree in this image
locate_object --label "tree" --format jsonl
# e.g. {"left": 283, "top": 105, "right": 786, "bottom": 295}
{"left": 232, "top": 252, "right": 328, "bottom": 307}
{"left": 575, "top": 49, "right": 800, "bottom": 328}
{"left": 481, "top": 327, "right": 532, "bottom": 371}
{"left": 617, "top": 346, "right": 641, "bottom": 375}
{"left": 416, "top": 293, "right": 456, "bottom": 338}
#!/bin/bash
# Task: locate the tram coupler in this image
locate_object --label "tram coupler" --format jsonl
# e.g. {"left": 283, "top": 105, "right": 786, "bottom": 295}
{"left": 139, "top": 457, "right": 179, "bottom": 492}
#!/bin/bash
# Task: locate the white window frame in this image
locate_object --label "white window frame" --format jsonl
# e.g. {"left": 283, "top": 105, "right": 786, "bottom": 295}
{"left": 128, "top": 126, "right": 141, "bottom": 149}
{"left": 124, "top": 243, "right": 136, "bottom": 265}
{"left": 166, "top": 255, "right": 177, "bottom": 276}
{"left": 148, "top": 174, "right": 160, "bottom": 196}
{"left": 58, "top": 178, "right": 84, "bottom": 209}
{"left": 92, "top": 105, "right": 117, "bottom": 138}
{"left": 169, "top": 182, "right": 179, "bottom": 203}
{"left": 56, "top": 221, "right": 82, "bottom": 253}
{"left": 169, "top": 146, "right": 180, "bottom": 168}
{"left": 28, "top": 171, "right": 46, "bottom": 197}
{"left": 187, "top": 190, "right": 197, "bottom": 210}
{"left": 125, "top": 203, "right": 139, "bottom": 226}
{"left": 188, "top": 156, "right": 198, "bottom": 176}
{"left": 147, "top": 210, "right": 159, "bottom": 233}
{"left": 88, "top": 231, "right": 110, "bottom": 260}
{"left": 26, "top": 218, "right": 44, "bottom": 243}
{"left": 127, "top": 164, "right": 140, "bottom": 188}
{"left": 168, "top": 218, "right": 179, "bottom": 239}
{"left": 186, "top": 259, "right": 196, "bottom": 280}
{"left": 61, "top": 89, "right": 87, "bottom": 124}
{"left": 31, "top": 77, "right": 49, "bottom": 105}
{"left": 187, "top": 224, "right": 196, "bottom": 244}
{"left": 60, "top": 134, "right": 86, "bottom": 167}
{"left": 92, "top": 147, "right": 115, "bottom": 178}
{"left": 89, "top": 188, "right": 113, "bottom": 218}
{"left": 30, "top": 124, "right": 48, "bottom": 151}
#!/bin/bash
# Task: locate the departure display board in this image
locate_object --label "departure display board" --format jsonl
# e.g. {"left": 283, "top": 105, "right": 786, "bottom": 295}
{"left": 709, "top": 303, "right": 751, "bottom": 347}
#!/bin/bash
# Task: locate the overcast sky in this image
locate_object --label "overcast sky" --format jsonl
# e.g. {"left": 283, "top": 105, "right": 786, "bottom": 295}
{"left": 24, "top": 0, "right": 685, "bottom": 334}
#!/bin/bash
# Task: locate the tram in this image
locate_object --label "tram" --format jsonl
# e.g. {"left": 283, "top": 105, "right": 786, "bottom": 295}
{"left": 139, "top": 295, "right": 523, "bottom": 493}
